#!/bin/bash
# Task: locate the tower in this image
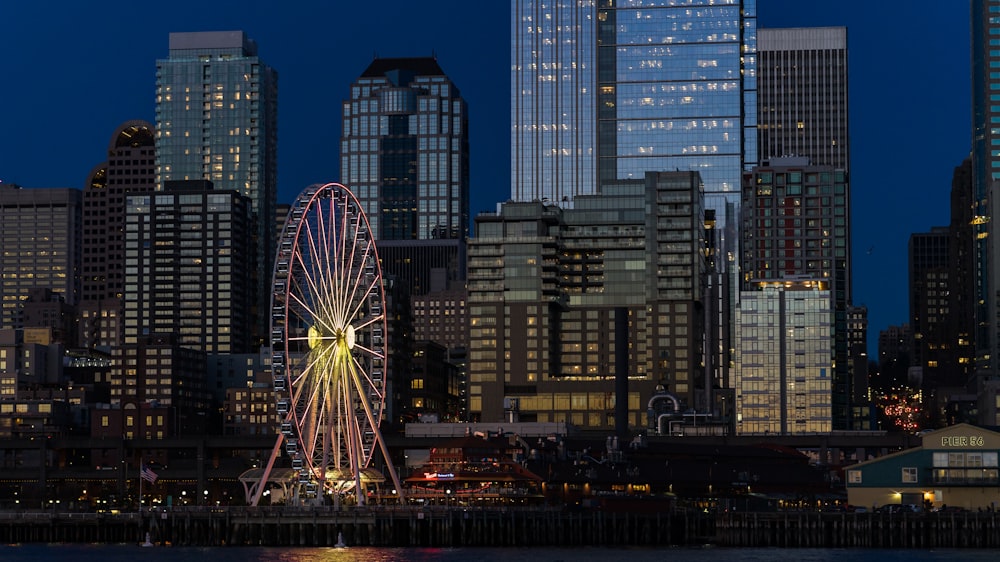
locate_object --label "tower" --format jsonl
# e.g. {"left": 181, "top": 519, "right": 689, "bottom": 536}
{"left": 0, "top": 184, "right": 82, "bottom": 330}
{"left": 155, "top": 31, "right": 278, "bottom": 344}
{"left": 758, "top": 27, "right": 849, "bottom": 169}
{"left": 510, "top": 0, "right": 757, "bottom": 216}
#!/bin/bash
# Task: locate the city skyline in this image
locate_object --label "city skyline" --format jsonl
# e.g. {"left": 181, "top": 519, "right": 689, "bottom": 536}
{"left": 0, "top": 1, "right": 970, "bottom": 353}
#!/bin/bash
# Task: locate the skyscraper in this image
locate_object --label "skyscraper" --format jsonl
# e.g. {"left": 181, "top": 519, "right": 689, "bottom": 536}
{"left": 122, "top": 181, "right": 256, "bottom": 355}
{"left": 758, "top": 27, "right": 849, "bottom": 169}
{"left": 510, "top": 0, "right": 757, "bottom": 217}
{"left": 155, "top": 31, "right": 278, "bottom": 343}
{"left": 79, "top": 121, "right": 156, "bottom": 351}
{"left": 0, "top": 184, "right": 82, "bottom": 330}
{"left": 971, "top": 0, "right": 1000, "bottom": 424}
{"left": 741, "top": 158, "right": 850, "bottom": 429}
{"left": 341, "top": 57, "right": 469, "bottom": 243}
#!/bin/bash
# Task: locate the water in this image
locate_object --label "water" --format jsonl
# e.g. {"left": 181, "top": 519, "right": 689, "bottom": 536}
{"left": 1, "top": 545, "right": 998, "bottom": 562}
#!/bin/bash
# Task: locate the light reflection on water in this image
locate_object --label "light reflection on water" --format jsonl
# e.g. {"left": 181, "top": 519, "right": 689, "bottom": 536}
{"left": 3, "top": 545, "right": 1000, "bottom": 562}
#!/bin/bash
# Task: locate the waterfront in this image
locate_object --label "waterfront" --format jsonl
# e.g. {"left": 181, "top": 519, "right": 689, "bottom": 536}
{"left": 2, "top": 545, "right": 1000, "bottom": 562}
{"left": 4, "top": 507, "right": 1000, "bottom": 550}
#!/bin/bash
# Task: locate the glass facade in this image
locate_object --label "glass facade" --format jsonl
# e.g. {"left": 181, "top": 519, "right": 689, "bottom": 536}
{"left": 341, "top": 58, "right": 469, "bottom": 242}
{"left": 973, "top": 1, "right": 1000, "bottom": 380}
{"left": 511, "top": 0, "right": 756, "bottom": 222}
{"left": 155, "top": 31, "right": 278, "bottom": 341}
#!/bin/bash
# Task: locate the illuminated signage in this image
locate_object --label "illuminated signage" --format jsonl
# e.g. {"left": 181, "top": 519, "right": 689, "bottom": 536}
{"left": 422, "top": 472, "right": 455, "bottom": 480}
{"left": 940, "top": 435, "right": 985, "bottom": 447}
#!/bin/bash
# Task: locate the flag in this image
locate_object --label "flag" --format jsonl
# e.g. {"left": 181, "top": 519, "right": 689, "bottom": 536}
{"left": 140, "top": 465, "right": 158, "bottom": 483}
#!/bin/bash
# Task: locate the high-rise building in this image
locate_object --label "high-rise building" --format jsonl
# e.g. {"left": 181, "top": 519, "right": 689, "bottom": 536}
{"left": 82, "top": 121, "right": 157, "bottom": 303}
{"left": 909, "top": 229, "right": 953, "bottom": 381}
{"left": 79, "top": 121, "right": 156, "bottom": 352}
{"left": 734, "top": 283, "right": 832, "bottom": 435}
{"left": 340, "top": 57, "right": 471, "bottom": 421}
{"left": 467, "top": 172, "right": 709, "bottom": 427}
{"left": 758, "top": 27, "right": 849, "bottom": 169}
{"left": 122, "top": 181, "right": 256, "bottom": 355}
{"left": 741, "top": 158, "right": 851, "bottom": 428}
{"left": 847, "top": 304, "right": 872, "bottom": 430}
{"left": 971, "top": 0, "right": 1000, "bottom": 424}
{"left": 510, "top": 0, "right": 757, "bottom": 218}
{"left": 155, "top": 31, "right": 278, "bottom": 343}
{"left": 0, "top": 184, "right": 82, "bottom": 329}
{"left": 341, "top": 57, "right": 469, "bottom": 242}
{"left": 948, "top": 158, "right": 976, "bottom": 387}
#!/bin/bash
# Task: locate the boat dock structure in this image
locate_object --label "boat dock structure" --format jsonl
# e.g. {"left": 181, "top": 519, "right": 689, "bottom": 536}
{"left": 2, "top": 506, "right": 1000, "bottom": 548}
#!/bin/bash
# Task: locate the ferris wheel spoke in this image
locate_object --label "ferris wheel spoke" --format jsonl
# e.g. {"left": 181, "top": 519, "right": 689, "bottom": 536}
{"left": 287, "top": 289, "right": 337, "bottom": 336}
{"left": 343, "top": 238, "right": 376, "bottom": 323}
{"left": 351, "top": 313, "right": 383, "bottom": 333}
{"left": 301, "top": 218, "right": 340, "bottom": 328}
{"left": 351, "top": 354, "right": 384, "bottom": 401}
{"left": 334, "top": 202, "right": 361, "bottom": 327}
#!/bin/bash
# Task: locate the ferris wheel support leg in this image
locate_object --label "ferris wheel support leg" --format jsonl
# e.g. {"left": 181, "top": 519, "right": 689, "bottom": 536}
{"left": 375, "top": 429, "right": 407, "bottom": 504}
{"left": 250, "top": 433, "right": 286, "bottom": 507}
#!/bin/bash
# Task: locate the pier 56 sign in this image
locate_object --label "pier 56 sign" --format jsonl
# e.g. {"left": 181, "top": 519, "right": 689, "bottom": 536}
{"left": 941, "top": 434, "right": 985, "bottom": 447}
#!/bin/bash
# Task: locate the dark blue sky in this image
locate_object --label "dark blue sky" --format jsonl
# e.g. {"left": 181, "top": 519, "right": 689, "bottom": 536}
{"left": 0, "top": 1, "right": 970, "bottom": 353}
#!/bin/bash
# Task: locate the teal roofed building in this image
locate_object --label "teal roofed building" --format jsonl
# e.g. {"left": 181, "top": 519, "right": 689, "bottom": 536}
{"left": 846, "top": 423, "right": 1000, "bottom": 511}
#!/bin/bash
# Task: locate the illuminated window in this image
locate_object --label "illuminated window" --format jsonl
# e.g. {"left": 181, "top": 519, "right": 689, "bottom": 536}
{"left": 902, "top": 467, "right": 917, "bottom": 483}
{"left": 847, "top": 470, "right": 862, "bottom": 484}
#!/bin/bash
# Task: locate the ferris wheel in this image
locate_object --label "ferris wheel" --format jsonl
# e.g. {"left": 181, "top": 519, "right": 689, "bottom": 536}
{"left": 252, "top": 182, "right": 404, "bottom": 506}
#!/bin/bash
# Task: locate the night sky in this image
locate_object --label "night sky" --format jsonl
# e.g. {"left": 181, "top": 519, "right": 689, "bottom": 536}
{"left": 0, "top": 1, "right": 970, "bottom": 353}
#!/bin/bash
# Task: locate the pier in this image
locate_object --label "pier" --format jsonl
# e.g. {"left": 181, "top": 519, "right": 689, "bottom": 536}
{"left": 2, "top": 507, "right": 999, "bottom": 548}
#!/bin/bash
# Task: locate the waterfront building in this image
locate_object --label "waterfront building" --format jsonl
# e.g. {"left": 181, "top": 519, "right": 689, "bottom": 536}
{"left": 467, "top": 171, "right": 708, "bottom": 428}
{"left": 757, "top": 27, "right": 849, "bottom": 169}
{"left": 122, "top": 180, "right": 256, "bottom": 355}
{"left": 846, "top": 422, "right": 1000, "bottom": 511}
{"left": 156, "top": 31, "right": 278, "bottom": 343}
{"left": 103, "top": 333, "right": 211, "bottom": 439}
{"left": 0, "top": 184, "right": 82, "bottom": 330}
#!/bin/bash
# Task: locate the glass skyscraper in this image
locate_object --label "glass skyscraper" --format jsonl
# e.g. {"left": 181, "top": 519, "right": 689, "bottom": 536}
{"left": 511, "top": 0, "right": 757, "bottom": 218}
{"left": 972, "top": 0, "right": 1000, "bottom": 423}
{"left": 155, "top": 31, "right": 278, "bottom": 343}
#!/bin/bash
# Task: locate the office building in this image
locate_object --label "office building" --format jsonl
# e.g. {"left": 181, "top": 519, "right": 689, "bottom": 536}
{"left": 734, "top": 283, "right": 832, "bottom": 435}
{"left": 510, "top": 0, "right": 756, "bottom": 218}
{"left": 122, "top": 181, "right": 256, "bottom": 355}
{"left": 341, "top": 56, "right": 469, "bottom": 242}
{"left": 0, "top": 184, "right": 82, "bottom": 330}
{"left": 110, "top": 333, "right": 211, "bottom": 438}
{"left": 758, "top": 27, "right": 849, "bottom": 169}
{"left": 82, "top": 121, "right": 157, "bottom": 303}
{"left": 79, "top": 121, "right": 156, "bottom": 352}
{"left": 156, "top": 31, "right": 278, "bottom": 343}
